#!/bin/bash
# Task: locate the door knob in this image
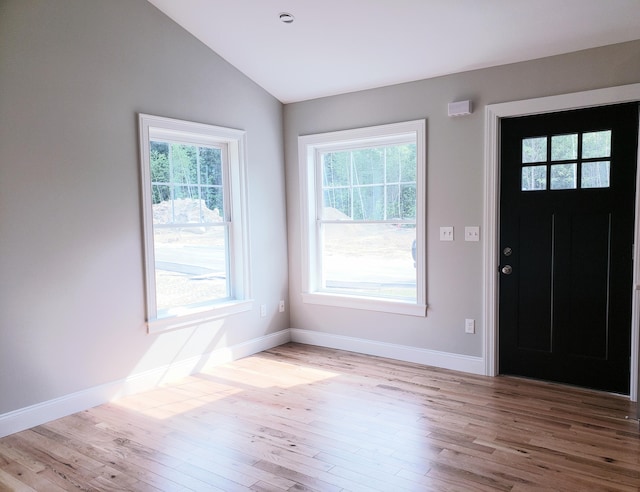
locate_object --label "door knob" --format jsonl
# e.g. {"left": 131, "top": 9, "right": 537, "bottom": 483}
{"left": 501, "top": 265, "right": 513, "bottom": 275}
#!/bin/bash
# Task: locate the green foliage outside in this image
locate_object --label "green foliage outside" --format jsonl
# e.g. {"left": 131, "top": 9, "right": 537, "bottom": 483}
{"left": 321, "top": 143, "right": 417, "bottom": 221}
{"left": 521, "top": 131, "right": 611, "bottom": 191}
{"left": 150, "top": 141, "right": 224, "bottom": 216}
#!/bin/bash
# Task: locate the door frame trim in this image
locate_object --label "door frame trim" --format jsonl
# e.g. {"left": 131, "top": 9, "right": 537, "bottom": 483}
{"left": 483, "top": 83, "right": 640, "bottom": 400}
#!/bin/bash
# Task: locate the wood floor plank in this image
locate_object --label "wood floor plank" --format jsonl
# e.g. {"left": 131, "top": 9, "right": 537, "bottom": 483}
{"left": 1, "top": 342, "right": 640, "bottom": 491}
{"left": 0, "top": 462, "right": 65, "bottom": 492}
{"left": 0, "top": 467, "right": 38, "bottom": 492}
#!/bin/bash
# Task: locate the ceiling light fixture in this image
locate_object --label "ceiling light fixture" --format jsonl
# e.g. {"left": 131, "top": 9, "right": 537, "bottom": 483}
{"left": 279, "top": 12, "right": 294, "bottom": 24}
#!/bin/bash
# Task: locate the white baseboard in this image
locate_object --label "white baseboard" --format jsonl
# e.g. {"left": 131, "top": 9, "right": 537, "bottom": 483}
{"left": 290, "top": 328, "right": 484, "bottom": 375}
{"left": 0, "top": 329, "right": 291, "bottom": 438}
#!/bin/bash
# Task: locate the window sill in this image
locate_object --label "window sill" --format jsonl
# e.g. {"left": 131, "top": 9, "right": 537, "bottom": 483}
{"left": 147, "top": 299, "right": 253, "bottom": 334}
{"left": 301, "top": 292, "right": 427, "bottom": 317}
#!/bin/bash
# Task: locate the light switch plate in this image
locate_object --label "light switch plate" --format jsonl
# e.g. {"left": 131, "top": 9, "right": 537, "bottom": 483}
{"left": 465, "top": 226, "right": 480, "bottom": 242}
{"left": 440, "top": 226, "right": 454, "bottom": 241}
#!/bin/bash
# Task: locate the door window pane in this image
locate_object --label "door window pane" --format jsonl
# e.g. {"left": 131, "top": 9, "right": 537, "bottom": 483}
{"left": 522, "top": 137, "right": 547, "bottom": 163}
{"left": 550, "top": 163, "right": 577, "bottom": 190}
{"left": 582, "top": 161, "right": 610, "bottom": 188}
{"left": 522, "top": 165, "right": 547, "bottom": 191}
{"left": 582, "top": 131, "right": 611, "bottom": 158}
{"left": 551, "top": 134, "right": 578, "bottom": 161}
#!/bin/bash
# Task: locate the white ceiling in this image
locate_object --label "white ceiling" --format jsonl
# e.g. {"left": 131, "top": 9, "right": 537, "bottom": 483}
{"left": 147, "top": 0, "right": 640, "bottom": 103}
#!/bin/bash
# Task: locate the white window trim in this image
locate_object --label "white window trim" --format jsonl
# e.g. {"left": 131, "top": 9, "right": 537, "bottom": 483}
{"left": 139, "top": 114, "right": 252, "bottom": 333}
{"left": 298, "top": 120, "right": 427, "bottom": 316}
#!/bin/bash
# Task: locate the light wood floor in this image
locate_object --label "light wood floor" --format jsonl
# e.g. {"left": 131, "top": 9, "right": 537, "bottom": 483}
{"left": 1, "top": 343, "right": 639, "bottom": 491}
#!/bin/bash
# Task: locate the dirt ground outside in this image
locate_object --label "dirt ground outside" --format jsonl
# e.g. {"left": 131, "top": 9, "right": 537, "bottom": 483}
{"left": 322, "top": 222, "right": 417, "bottom": 299}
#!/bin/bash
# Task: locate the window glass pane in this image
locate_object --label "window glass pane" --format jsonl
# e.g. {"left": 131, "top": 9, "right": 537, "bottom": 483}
{"left": 202, "top": 187, "right": 224, "bottom": 217}
{"left": 149, "top": 141, "right": 226, "bottom": 225}
{"left": 170, "top": 144, "right": 198, "bottom": 184}
{"left": 152, "top": 184, "right": 170, "bottom": 204}
{"left": 550, "top": 163, "right": 577, "bottom": 190}
{"left": 551, "top": 134, "right": 578, "bottom": 161}
{"left": 154, "top": 225, "right": 229, "bottom": 314}
{"left": 173, "top": 194, "right": 196, "bottom": 223}
{"left": 322, "top": 188, "right": 351, "bottom": 219}
{"left": 582, "top": 161, "right": 610, "bottom": 188}
{"left": 402, "top": 184, "right": 416, "bottom": 220}
{"left": 385, "top": 147, "right": 401, "bottom": 182}
{"left": 150, "top": 141, "right": 170, "bottom": 182}
{"left": 385, "top": 184, "right": 416, "bottom": 220}
{"left": 401, "top": 146, "right": 417, "bottom": 182}
{"left": 385, "top": 184, "right": 401, "bottom": 219}
{"left": 582, "top": 131, "right": 611, "bottom": 159}
{"left": 199, "top": 147, "right": 222, "bottom": 186}
{"left": 389, "top": 143, "right": 417, "bottom": 183}
{"left": 353, "top": 185, "right": 385, "bottom": 220}
{"left": 173, "top": 185, "right": 198, "bottom": 201}
{"left": 322, "top": 152, "right": 350, "bottom": 187}
{"left": 156, "top": 195, "right": 219, "bottom": 224}
{"left": 321, "top": 223, "right": 416, "bottom": 300}
{"left": 522, "top": 137, "right": 547, "bottom": 163}
{"left": 521, "top": 165, "right": 547, "bottom": 191}
{"left": 148, "top": 139, "right": 227, "bottom": 227}
{"left": 353, "top": 148, "right": 385, "bottom": 185}
{"left": 321, "top": 143, "right": 416, "bottom": 222}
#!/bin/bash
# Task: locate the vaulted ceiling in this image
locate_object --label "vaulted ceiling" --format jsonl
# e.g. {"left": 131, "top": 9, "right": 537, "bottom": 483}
{"left": 147, "top": 0, "right": 640, "bottom": 103}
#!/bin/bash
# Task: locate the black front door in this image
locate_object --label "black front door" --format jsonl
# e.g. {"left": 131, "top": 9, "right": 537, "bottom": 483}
{"left": 499, "top": 103, "right": 639, "bottom": 394}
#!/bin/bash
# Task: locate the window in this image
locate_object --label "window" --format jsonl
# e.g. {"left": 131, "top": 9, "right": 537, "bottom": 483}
{"left": 299, "top": 120, "right": 426, "bottom": 316}
{"left": 139, "top": 114, "right": 251, "bottom": 333}
{"left": 521, "top": 130, "right": 611, "bottom": 191}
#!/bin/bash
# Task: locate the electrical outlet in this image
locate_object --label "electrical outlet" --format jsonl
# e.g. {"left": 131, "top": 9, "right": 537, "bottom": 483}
{"left": 260, "top": 304, "right": 267, "bottom": 317}
{"left": 465, "top": 318, "right": 475, "bottom": 334}
{"left": 279, "top": 300, "right": 285, "bottom": 312}
{"left": 440, "top": 226, "right": 454, "bottom": 241}
{"left": 465, "top": 226, "right": 480, "bottom": 242}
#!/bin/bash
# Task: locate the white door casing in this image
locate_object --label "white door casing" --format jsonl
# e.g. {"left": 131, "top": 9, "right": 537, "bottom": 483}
{"left": 483, "top": 83, "right": 640, "bottom": 401}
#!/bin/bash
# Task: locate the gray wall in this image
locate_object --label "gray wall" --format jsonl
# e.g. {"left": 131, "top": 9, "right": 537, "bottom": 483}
{"left": 284, "top": 40, "right": 640, "bottom": 357}
{"left": 2, "top": 0, "right": 639, "bottom": 419}
{"left": 0, "top": 0, "right": 288, "bottom": 414}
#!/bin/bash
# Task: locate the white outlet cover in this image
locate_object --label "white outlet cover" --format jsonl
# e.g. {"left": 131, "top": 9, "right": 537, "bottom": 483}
{"left": 465, "top": 318, "right": 475, "bottom": 333}
{"left": 465, "top": 226, "right": 480, "bottom": 242}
